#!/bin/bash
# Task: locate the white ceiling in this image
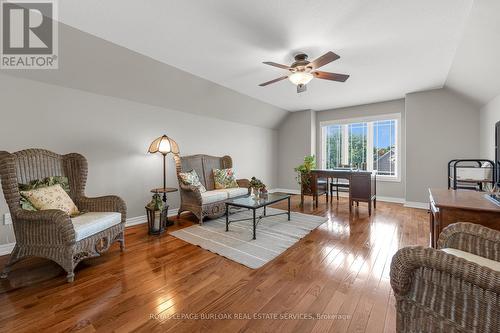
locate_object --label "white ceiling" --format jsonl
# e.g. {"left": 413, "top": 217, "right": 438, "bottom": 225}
{"left": 57, "top": 0, "right": 474, "bottom": 111}
{"left": 446, "top": 0, "right": 500, "bottom": 106}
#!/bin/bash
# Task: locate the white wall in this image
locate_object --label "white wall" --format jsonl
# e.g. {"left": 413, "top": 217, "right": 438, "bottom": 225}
{"left": 480, "top": 94, "right": 500, "bottom": 160}
{"left": 0, "top": 75, "right": 278, "bottom": 225}
{"left": 277, "top": 110, "right": 315, "bottom": 190}
{"left": 314, "top": 99, "right": 406, "bottom": 199}
{"left": 445, "top": 0, "right": 500, "bottom": 106}
{"left": 405, "top": 88, "right": 480, "bottom": 203}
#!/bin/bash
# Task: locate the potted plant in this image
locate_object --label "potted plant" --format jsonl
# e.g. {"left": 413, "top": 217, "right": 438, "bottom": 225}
{"left": 294, "top": 155, "right": 316, "bottom": 196}
{"left": 249, "top": 176, "right": 265, "bottom": 198}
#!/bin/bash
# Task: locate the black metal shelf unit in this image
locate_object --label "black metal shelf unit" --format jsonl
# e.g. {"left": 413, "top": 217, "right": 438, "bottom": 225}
{"left": 448, "top": 159, "right": 495, "bottom": 191}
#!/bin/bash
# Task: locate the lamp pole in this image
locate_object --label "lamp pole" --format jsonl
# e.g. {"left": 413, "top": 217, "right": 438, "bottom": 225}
{"left": 162, "top": 153, "right": 167, "bottom": 203}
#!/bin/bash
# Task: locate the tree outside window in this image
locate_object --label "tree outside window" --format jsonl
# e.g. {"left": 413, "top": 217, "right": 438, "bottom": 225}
{"left": 322, "top": 117, "right": 398, "bottom": 179}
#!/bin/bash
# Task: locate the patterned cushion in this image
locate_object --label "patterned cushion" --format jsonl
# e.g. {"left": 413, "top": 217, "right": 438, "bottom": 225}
{"left": 20, "top": 184, "right": 80, "bottom": 216}
{"left": 18, "top": 176, "right": 70, "bottom": 211}
{"left": 178, "top": 169, "right": 207, "bottom": 193}
{"left": 213, "top": 168, "right": 239, "bottom": 189}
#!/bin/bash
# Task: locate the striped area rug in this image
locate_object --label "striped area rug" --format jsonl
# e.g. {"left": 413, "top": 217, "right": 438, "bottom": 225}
{"left": 170, "top": 208, "right": 327, "bottom": 269}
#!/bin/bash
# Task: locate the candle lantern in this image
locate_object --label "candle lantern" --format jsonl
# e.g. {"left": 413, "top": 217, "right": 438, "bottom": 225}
{"left": 145, "top": 193, "right": 168, "bottom": 235}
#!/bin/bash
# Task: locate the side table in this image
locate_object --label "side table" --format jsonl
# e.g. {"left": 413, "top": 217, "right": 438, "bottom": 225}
{"left": 151, "top": 187, "right": 178, "bottom": 226}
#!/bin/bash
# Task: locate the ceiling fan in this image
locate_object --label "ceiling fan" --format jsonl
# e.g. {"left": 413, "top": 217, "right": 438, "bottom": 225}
{"left": 259, "top": 51, "right": 349, "bottom": 93}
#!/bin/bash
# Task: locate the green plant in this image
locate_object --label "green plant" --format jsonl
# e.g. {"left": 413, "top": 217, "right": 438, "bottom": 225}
{"left": 249, "top": 176, "right": 265, "bottom": 189}
{"left": 294, "top": 155, "right": 316, "bottom": 186}
{"left": 147, "top": 193, "right": 165, "bottom": 211}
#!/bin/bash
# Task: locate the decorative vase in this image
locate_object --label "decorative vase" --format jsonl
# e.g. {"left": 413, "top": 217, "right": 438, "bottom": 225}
{"left": 261, "top": 186, "right": 268, "bottom": 199}
{"left": 252, "top": 187, "right": 261, "bottom": 199}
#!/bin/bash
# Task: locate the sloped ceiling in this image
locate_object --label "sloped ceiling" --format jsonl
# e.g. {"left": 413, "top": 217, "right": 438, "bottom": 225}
{"left": 2, "top": 23, "right": 288, "bottom": 129}
{"left": 5, "top": 0, "right": 496, "bottom": 123}
{"left": 53, "top": 0, "right": 473, "bottom": 111}
{"left": 445, "top": 0, "right": 500, "bottom": 106}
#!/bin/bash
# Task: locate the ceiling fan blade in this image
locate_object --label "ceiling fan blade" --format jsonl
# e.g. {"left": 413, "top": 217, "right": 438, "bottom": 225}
{"left": 259, "top": 76, "right": 288, "bottom": 86}
{"left": 263, "top": 62, "right": 290, "bottom": 70}
{"left": 313, "top": 71, "right": 349, "bottom": 82}
{"left": 309, "top": 51, "right": 340, "bottom": 69}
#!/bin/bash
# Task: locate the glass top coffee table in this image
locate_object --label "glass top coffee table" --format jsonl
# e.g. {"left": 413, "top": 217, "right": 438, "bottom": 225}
{"left": 225, "top": 193, "right": 291, "bottom": 240}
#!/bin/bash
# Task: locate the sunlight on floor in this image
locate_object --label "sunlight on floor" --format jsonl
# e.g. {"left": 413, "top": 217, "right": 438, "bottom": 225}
{"left": 156, "top": 294, "right": 176, "bottom": 313}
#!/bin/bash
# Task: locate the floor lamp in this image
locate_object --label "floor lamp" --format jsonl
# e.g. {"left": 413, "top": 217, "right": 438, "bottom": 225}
{"left": 148, "top": 134, "right": 180, "bottom": 202}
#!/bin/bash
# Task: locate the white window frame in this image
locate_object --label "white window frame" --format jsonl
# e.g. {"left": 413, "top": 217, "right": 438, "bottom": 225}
{"left": 320, "top": 113, "right": 401, "bottom": 182}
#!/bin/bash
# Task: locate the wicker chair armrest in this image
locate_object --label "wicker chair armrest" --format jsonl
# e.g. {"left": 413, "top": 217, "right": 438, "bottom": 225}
{"left": 390, "top": 246, "right": 500, "bottom": 297}
{"left": 75, "top": 196, "right": 127, "bottom": 222}
{"left": 178, "top": 182, "right": 203, "bottom": 203}
{"left": 236, "top": 178, "right": 250, "bottom": 189}
{"left": 14, "top": 209, "right": 75, "bottom": 244}
{"left": 438, "top": 222, "right": 500, "bottom": 261}
{"left": 178, "top": 182, "right": 200, "bottom": 192}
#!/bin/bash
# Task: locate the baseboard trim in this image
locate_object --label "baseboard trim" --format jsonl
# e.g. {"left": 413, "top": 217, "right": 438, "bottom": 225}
{"left": 269, "top": 188, "right": 301, "bottom": 195}
{"left": 377, "top": 196, "right": 406, "bottom": 204}
{"left": 0, "top": 209, "right": 180, "bottom": 256}
{"left": 404, "top": 201, "right": 428, "bottom": 210}
{"left": 1, "top": 209, "right": 180, "bottom": 229}
{"left": 125, "top": 208, "right": 179, "bottom": 227}
{"left": 269, "top": 188, "right": 405, "bottom": 204}
{"left": 125, "top": 215, "right": 147, "bottom": 227}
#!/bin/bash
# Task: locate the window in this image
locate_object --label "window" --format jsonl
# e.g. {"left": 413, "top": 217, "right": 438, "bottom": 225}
{"left": 325, "top": 124, "right": 343, "bottom": 168}
{"left": 373, "top": 119, "right": 397, "bottom": 177}
{"left": 321, "top": 114, "right": 400, "bottom": 180}
{"left": 348, "top": 122, "right": 368, "bottom": 169}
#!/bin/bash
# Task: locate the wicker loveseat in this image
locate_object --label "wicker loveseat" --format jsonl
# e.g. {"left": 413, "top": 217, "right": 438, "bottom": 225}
{"left": 390, "top": 223, "right": 500, "bottom": 333}
{"left": 0, "top": 149, "right": 126, "bottom": 282}
{"left": 175, "top": 154, "right": 249, "bottom": 223}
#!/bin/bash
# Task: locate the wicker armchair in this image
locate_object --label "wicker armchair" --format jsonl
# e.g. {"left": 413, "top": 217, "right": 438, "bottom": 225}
{"left": 390, "top": 223, "right": 500, "bottom": 333}
{"left": 0, "top": 149, "right": 126, "bottom": 282}
{"left": 174, "top": 154, "right": 250, "bottom": 223}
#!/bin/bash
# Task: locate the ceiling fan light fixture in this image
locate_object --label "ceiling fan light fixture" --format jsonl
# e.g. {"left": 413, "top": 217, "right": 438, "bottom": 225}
{"left": 288, "top": 72, "right": 313, "bottom": 86}
{"left": 260, "top": 51, "right": 348, "bottom": 90}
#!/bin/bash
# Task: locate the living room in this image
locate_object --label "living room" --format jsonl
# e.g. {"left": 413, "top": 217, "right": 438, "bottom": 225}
{"left": 0, "top": 1, "right": 499, "bottom": 332}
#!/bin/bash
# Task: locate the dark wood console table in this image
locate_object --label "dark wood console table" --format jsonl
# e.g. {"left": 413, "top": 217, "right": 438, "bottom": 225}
{"left": 429, "top": 188, "right": 500, "bottom": 247}
{"left": 309, "top": 169, "right": 376, "bottom": 215}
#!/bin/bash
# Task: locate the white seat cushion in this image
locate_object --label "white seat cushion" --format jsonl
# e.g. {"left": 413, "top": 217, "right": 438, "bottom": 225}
{"left": 215, "top": 187, "right": 249, "bottom": 198}
{"left": 441, "top": 248, "right": 500, "bottom": 272}
{"left": 71, "top": 212, "right": 122, "bottom": 241}
{"left": 201, "top": 190, "right": 228, "bottom": 204}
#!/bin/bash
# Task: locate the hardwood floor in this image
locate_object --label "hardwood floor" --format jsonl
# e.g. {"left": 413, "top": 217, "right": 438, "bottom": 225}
{"left": 0, "top": 195, "right": 429, "bottom": 333}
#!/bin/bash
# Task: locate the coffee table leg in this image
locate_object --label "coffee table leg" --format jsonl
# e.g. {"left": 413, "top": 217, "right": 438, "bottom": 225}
{"left": 225, "top": 204, "right": 229, "bottom": 232}
{"left": 253, "top": 209, "right": 256, "bottom": 240}
{"left": 288, "top": 196, "right": 291, "bottom": 221}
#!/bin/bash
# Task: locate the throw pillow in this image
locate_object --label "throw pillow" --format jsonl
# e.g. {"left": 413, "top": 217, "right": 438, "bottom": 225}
{"left": 213, "top": 168, "right": 239, "bottom": 189}
{"left": 19, "top": 176, "right": 71, "bottom": 211}
{"left": 19, "top": 176, "right": 70, "bottom": 192}
{"left": 20, "top": 184, "right": 80, "bottom": 217}
{"left": 178, "top": 169, "right": 207, "bottom": 193}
